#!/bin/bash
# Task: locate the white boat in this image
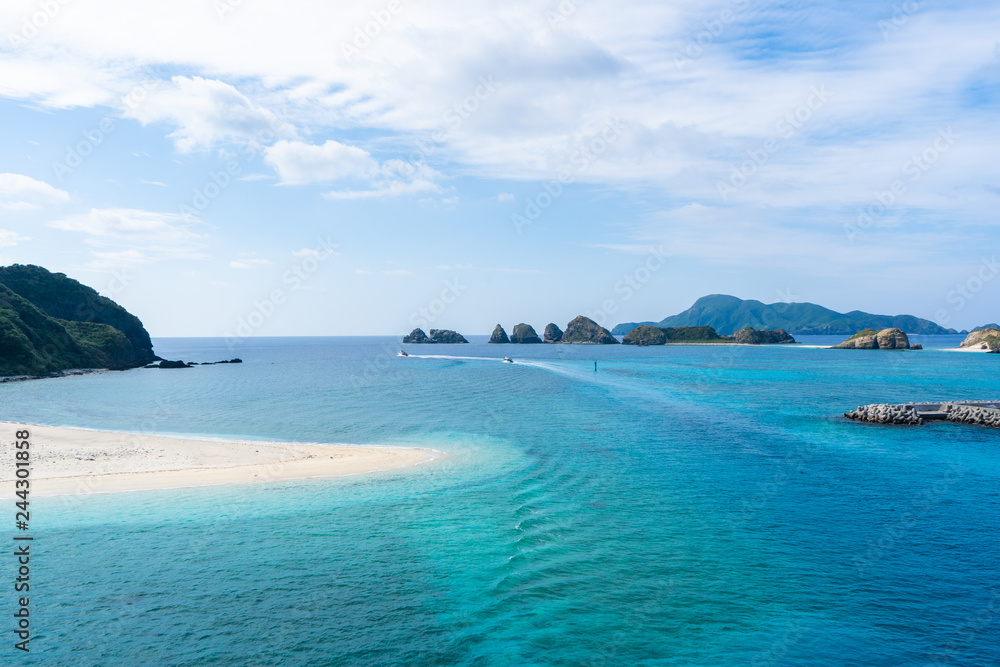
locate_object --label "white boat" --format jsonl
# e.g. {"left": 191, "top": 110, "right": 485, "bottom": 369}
{"left": 503, "top": 357, "right": 513, "bottom": 363}
{"left": 398, "top": 350, "right": 408, "bottom": 357}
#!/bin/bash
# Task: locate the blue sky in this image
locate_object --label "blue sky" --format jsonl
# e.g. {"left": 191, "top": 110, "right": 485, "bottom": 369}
{"left": 0, "top": 0, "right": 997, "bottom": 336}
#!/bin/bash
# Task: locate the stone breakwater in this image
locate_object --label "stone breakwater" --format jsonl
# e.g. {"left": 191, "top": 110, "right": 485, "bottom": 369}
{"left": 844, "top": 400, "right": 1000, "bottom": 427}
{"left": 939, "top": 403, "right": 1000, "bottom": 427}
{"left": 844, "top": 404, "right": 923, "bottom": 425}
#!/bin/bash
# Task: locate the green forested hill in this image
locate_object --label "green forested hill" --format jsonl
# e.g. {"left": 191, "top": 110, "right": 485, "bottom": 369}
{"left": 613, "top": 294, "right": 956, "bottom": 336}
{"left": 0, "top": 265, "right": 157, "bottom": 376}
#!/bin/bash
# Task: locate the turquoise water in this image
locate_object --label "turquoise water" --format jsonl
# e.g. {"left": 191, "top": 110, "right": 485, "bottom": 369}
{"left": 3, "top": 336, "right": 1000, "bottom": 665}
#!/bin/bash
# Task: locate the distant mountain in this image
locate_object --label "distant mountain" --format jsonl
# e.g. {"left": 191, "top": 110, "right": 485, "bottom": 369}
{"left": 612, "top": 294, "right": 957, "bottom": 336}
{"left": 973, "top": 323, "right": 1000, "bottom": 331}
{"left": 0, "top": 264, "right": 157, "bottom": 376}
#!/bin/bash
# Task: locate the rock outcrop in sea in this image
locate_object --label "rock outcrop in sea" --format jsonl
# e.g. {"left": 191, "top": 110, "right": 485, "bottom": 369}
{"left": 430, "top": 329, "right": 468, "bottom": 344}
{"left": 489, "top": 325, "right": 510, "bottom": 344}
{"left": 402, "top": 328, "right": 469, "bottom": 344}
{"left": 544, "top": 323, "right": 563, "bottom": 343}
{"left": 561, "top": 316, "right": 619, "bottom": 344}
{"left": 832, "top": 328, "right": 909, "bottom": 350}
{"left": 730, "top": 327, "right": 796, "bottom": 345}
{"left": 511, "top": 323, "right": 542, "bottom": 344}
{"left": 622, "top": 326, "right": 667, "bottom": 346}
{"left": 960, "top": 327, "right": 1000, "bottom": 351}
{"left": 403, "top": 328, "right": 430, "bottom": 343}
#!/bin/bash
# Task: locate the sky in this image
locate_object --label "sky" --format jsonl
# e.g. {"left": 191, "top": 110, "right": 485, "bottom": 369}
{"left": 0, "top": 0, "right": 998, "bottom": 337}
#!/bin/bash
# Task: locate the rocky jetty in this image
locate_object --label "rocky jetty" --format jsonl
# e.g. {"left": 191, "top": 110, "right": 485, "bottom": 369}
{"left": 832, "top": 328, "right": 909, "bottom": 350}
{"left": 489, "top": 324, "right": 510, "bottom": 344}
{"left": 429, "top": 329, "right": 468, "bottom": 344}
{"left": 622, "top": 326, "right": 667, "bottom": 346}
{"left": 511, "top": 323, "right": 542, "bottom": 344}
{"left": 940, "top": 403, "right": 1000, "bottom": 427}
{"left": 560, "top": 316, "right": 619, "bottom": 344}
{"left": 544, "top": 323, "right": 563, "bottom": 343}
{"left": 845, "top": 400, "right": 1000, "bottom": 428}
{"left": 844, "top": 404, "right": 923, "bottom": 425}
{"left": 731, "top": 327, "right": 796, "bottom": 345}
{"left": 960, "top": 327, "right": 1000, "bottom": 351}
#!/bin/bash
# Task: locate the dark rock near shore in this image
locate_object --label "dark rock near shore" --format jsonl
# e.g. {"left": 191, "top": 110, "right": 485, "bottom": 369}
{"left": 731, "top": 327, "right": 796, "bottom": 345}
{"left": 833, "top": 328, "right": 909, "bottom": 350}
{"left": 622, "top": 326, "right": 667, "bottom": 346}
{"left": 429, "top": 329, "right": 469, "bottom": 344}
{"left": 489, "top": 325, "right": 510, "bottom": 344}
{"left": 561, "top": 316, "right": 619, "bottom": 344}
{"left": 157, "top": 360, "right": 192, "bottom": 369}
{"left": 511, "top": 323, "right": 542, "bottom": 344}
{"left": 544, "top": 323, "right": 563, "bottom": 343}
{"left": 910, "top": 344, "right": 923, "bottom": 350}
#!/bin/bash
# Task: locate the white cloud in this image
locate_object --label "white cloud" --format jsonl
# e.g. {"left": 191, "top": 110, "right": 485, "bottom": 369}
{"left": 496, "top": 192, "right": 514, "bottom": 202}
{"left": 293, "top": 247, "right": 341, "bottom": 258}
{"left": 264, "top": 140, "right": 378, "bottom": 185}
{"left": 0, "top": 173, "right": 69, "bottom": 209}
{"left": 230, "top": 257, "right": 272, "bottom": 269}
{"left": 48, "top": 208, "right": 207, "bottom": 261}
{"left": 0, "top": 229, "right": 30, "bottom": 247}
{"left": 266, "top": 140, "right": 443, "bottom": 199}
{"left": 124, "top": 76, "right": 293, "bottom": 153}
{"left": 87, "top": 249, "right": 151, "bottom": 270}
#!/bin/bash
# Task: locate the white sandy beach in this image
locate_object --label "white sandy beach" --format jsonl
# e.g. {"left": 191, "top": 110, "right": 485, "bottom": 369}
{"left": 0, "top": 422, "right": 442, "bottom": 497}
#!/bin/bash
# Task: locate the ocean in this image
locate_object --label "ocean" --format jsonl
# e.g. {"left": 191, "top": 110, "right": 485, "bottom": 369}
{"left": 3, "top": 335, "right": 999, "bottom": 665}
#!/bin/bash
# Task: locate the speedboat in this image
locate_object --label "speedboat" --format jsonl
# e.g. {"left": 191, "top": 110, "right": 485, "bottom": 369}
{"left": 503, "top": 357, "right": 513, "bottom": 363}
{"left": 398, "top": 350, "right": 408, "bottom": 357}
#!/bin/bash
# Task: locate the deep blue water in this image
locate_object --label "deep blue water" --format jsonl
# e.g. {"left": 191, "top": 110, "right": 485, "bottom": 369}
{"left": 2, "top": 336, "right": 999, "bottom": 665}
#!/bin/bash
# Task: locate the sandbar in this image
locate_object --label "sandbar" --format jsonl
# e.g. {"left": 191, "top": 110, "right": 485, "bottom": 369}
{"left": 0, "top": 422, "right": 442, "bottom": 497}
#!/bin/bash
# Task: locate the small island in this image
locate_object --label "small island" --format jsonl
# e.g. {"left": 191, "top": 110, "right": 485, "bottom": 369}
{"left": 832, "top": 328, "right": 910, "bottom": 350}
{"left": 959, "top": 327, "right": 1000, "bottom": 352}
{"left": 402, "top": 328, "right": 469, "bottom": 344}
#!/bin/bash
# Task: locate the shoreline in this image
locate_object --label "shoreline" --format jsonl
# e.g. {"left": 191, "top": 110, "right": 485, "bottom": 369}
{"left": 0, "top": 422, "right": 444, "bottom": 497}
